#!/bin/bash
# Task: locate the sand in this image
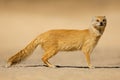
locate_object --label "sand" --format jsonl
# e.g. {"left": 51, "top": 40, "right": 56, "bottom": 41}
{"left": 0, "top": 66, "right": 120, "bottom": 80}
{"left": 0, "top": 0, "right": 120, "bottom": 80}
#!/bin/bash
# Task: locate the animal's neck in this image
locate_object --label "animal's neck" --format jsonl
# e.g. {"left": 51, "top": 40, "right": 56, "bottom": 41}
{"left": 89, "top": 26, "right": 103, "bottom": 37}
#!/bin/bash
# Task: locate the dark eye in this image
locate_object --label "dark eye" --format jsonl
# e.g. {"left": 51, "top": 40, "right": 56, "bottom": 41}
{"left": 96, "top": 19, "right": 99, "bottom": 22}
{"left": 103, "top": 19, "right": 106, "bottom": 22}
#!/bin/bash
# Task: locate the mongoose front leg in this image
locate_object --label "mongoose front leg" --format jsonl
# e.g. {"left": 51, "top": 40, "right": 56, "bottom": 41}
{"left": 84, "top": 53, "right": 94, "bottom": 69}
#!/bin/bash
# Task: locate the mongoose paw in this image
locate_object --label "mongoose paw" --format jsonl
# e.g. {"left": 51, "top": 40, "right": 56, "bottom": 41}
{"left": 48, "top": 65, "right": 56, "bottom": 68}
{"left": 5, "top": 62, "right": 12, "bottom": 68}
{"left": 88, "top": 65, "right": 95, "bottom": 69}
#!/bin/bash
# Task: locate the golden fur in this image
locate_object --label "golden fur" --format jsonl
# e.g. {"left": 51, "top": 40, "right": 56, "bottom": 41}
{"left": 6, "top": 16, "right": 107, "bottom": 68}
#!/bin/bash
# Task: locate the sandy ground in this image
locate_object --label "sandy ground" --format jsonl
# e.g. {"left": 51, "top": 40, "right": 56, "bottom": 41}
{"left": 0, "top": 66, "right": 120, "bottom": 80}
{"left": 0, "top": 0, "right": 120, "bottom": 80}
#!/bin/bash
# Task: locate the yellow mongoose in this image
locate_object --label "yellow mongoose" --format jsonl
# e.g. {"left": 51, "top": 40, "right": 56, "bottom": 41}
{"left": 6, "top": 16, "right": 107, "bottom": 68}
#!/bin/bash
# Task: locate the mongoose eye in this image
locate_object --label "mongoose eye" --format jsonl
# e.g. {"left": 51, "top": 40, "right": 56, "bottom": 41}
{"left": 103, "top": 19, "right": 106, "bottom": 22}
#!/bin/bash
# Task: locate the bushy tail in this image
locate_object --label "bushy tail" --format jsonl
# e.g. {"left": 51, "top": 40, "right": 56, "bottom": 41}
{"left": 6, "top": 37, "right": 40, "bottom": 67}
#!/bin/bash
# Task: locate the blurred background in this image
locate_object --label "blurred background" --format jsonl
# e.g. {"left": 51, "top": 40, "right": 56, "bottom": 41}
{"left": 0, "top": 0, "right": 120, "bottom": 67}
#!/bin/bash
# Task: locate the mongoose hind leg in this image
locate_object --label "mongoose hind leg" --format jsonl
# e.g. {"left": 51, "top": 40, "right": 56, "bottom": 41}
{"left": 42, "top": 48, "right": 58, "bottom": 68}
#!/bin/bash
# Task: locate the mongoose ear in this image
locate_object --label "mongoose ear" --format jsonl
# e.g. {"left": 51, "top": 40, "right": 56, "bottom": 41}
{"left": 103, "top": 16, "right": 106, "bottom": 18}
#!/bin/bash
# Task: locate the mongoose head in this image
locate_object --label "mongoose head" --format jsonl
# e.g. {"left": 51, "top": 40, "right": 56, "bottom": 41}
{"left": 92, "top": 16, "right": 107, "bottom": 27}
{"left": 90, "top": 16, "right": 107, "bottom": 36}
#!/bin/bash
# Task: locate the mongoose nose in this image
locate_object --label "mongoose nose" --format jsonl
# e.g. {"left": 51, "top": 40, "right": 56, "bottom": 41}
{"left": 100, "top": 22, "right": 103, "bottom": 26}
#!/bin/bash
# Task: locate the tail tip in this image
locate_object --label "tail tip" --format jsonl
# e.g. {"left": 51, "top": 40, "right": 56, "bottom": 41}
{"left": 5, "top": 62, "right": 12, "bottom": 68}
